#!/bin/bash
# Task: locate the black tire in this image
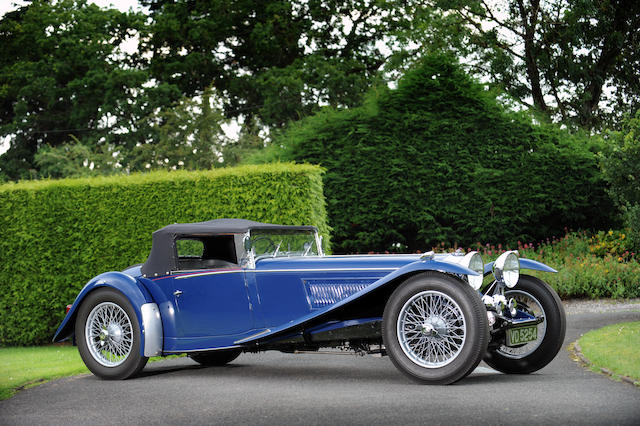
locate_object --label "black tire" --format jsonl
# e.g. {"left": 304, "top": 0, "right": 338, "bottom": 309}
{"left": 75, "top": 288, "right": 148, "bottom": 380}
{"left": 190, "top": 349, "right": 242, "bottom": 366}
{"left": 484, "top": 274, "right": 566, "bottom": 374}
{"left": 382, "top": 272, "right": 489, "bottom": 384}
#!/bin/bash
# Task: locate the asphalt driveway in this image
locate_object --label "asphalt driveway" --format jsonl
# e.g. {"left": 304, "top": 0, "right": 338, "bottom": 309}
{"left": 1, "top": 308, "right": 639, "bottom": 425}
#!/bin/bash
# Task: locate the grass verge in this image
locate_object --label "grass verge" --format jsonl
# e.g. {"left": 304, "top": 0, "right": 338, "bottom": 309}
{"left": 0, "top": 345, "right": 87, "bottom": 400}
{"left": 578, "top": 321, "right": 640, "bottom": 384}
{"left": 0, "top": 345, "right": 183, "bottom": 400}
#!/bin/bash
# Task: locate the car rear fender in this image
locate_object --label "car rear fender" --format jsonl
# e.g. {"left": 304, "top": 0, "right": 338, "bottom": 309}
{"left": 483, "top": 258, "right": 557, "bottom": 276}
{"left": 52, "top": 271, "right": 163, "bottom": 357}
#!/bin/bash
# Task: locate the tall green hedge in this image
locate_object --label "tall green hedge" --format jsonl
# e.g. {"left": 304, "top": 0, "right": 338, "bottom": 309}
{"left": 0, "top": 163, "right": 329, "bottom": 345}
{"left": 255, "top": 53, "right": 615, "bottom": 253}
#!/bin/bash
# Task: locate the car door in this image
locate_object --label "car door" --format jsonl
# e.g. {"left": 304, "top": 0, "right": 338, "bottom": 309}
{"left": 158, "top": 270, "right": 254, "bottom": 338}
{"left": 151, "top": 236, "right": 255, "bottom": 348}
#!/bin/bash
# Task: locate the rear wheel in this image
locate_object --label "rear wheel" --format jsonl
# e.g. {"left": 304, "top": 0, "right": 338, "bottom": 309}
{"left": 484, "top": 274, "right": 566, "bottom": 374}
{"left": 75, "top": 288, "right": 148, "bottom": 379}
{"left": 190, "top": 349, "right": 242, "bottom": 366}
{"left": 382, "top": 272, "right": 489, "bottom": 384}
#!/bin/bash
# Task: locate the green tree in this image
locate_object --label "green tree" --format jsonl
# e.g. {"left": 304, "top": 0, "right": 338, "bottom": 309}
{"left": 417, "top": 0, "right": 640, "bottom": 131}
{"left": 0, "top": 0, "right": 149, "bottom": 180}
{"left": 600, "top": 111, "right": 640, "bottom": 251}
{"left": 34, "top": 136, "right": 122, "bottom": 179}
{"left": 221, "top": 117, "right": 266, "bottom": 167}
{"left": 127, "top": 87, "right": 229, "bottom": 171}
{"left": 254, "top": 53, "right": 615, "bottom": 253}
{"left": 141, "top": 0, "right": 428, "bottom": 128}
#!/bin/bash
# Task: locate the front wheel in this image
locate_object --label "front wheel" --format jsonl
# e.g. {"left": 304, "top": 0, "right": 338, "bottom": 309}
{"left": 484, "top": 274, "right": 566, "bottom": 374}
{"left": 382, "top": 272, "right": 489, "bottom": 384}
{"left": 75, "top": 288, "right": 148, "bottom": 379}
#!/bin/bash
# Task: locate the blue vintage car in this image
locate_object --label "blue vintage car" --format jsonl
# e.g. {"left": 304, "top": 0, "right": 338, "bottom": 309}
{"left": 53, "top": 219, "right": 566, "bottom": 384}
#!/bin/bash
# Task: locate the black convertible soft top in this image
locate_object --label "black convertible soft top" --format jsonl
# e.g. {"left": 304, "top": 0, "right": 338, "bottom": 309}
{"left": 140, "top": 219, "right": 317, "bottom": 277}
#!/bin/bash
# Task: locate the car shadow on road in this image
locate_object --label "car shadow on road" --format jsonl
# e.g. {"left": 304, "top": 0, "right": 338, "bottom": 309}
{"left": 132, "top": 357, "right": 550, "bottom": 387}
{"left": 135, "top": 358, "right": 406, "bottom": 384}
{"left": 135, "top": 363, "right": 208, "bottom": 378}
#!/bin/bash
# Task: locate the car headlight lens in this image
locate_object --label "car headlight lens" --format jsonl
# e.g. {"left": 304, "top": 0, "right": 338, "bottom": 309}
{"left": 465, "top": 252, "right": 484, "bottom": 290}
{"left": 494, "top": 251, "right": 520, "bottom": 288}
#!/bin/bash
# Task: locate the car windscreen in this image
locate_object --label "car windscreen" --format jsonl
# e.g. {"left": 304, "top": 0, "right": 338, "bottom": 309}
{"left": 249, "top": 229, "right": 318, "bottom": 260}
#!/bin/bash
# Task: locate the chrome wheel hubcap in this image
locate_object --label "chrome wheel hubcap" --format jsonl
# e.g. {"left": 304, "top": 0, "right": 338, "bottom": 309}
{"left": 497, "top": 290, "right": 546, "bottom": 359}
{"left": 85, "top": 302, "right": 133, "bottom": 367}
{"left": 397, "top": 290, "right": 467, "bottom": 368}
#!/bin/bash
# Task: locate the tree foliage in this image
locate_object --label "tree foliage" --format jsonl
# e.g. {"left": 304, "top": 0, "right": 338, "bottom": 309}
{"left": 2, "top": 0, "right": 638, "bottom": 182}
{"left": 141, "top": 0, "right": 427, "bottom": 127}
{"left": 418, "top": 0, "right": 640, "bottom": 131}
{"left": 1, "top": 0, "right": 432, "bottom": 179}
{"left": 128, "top": 86, "right": 229, "bottom": 171}
{"left": 34, "top": 137, "right": 120, "bottom": 179}
{"left": 600, "top": 111, "right": 640, "bottom": 251}
{"left": 0, "top": 0, "right": 151, "bottom": 180}
{"left": 256, "top": 53, "right": 616, "bottom": 253}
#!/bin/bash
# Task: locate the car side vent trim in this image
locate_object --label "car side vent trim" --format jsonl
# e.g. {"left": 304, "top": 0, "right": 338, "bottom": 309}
{"left": 304, "top": 279, "right": 378, "bottom": 309}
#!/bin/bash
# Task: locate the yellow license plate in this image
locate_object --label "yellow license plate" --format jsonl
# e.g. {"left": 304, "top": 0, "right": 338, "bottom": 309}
{"left": 506, "top": 325, "right": 538, "bottom": 346}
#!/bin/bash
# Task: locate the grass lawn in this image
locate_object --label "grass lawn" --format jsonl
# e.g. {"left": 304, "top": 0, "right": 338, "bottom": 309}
{"left": 579, "top": 321, "right": 640, "bottom": 383}
{"left": 0, "top": 345, "right": 87, "bottom": 400}
{"left": 0, "top": 345, "right": 184, "bottom": 400}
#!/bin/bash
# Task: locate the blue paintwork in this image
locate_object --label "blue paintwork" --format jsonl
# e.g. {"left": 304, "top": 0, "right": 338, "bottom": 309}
{"left": 53, "top": 271, "right": 156, "bottom": 356}
{"left": 122, "top": 264, "right": 143, "bottom": 277}
{"left": 234, "top": 255, "right": 479, "bottom": 345}
{"left": 150, "top": 269, "right": 254, "bottom": 352}
{"left": 248, "top": 256, "right": 399, "bottom": 329}
{"left": 54, "top": 253, "right": 483, "bottom": 354}
{"left": 483, "top": 258, "right": 557, "bottom": 276}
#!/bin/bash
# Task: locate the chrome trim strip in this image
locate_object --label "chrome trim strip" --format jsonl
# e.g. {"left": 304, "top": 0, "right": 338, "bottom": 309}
{"left": 253, "top": 267, "right": 397, "bottom": 273}
{"left": 164, "top": 345, "right": 242, "bottom": 354}
{"left": 175, "top": 267, "right": 398, "bottom": 280}
{"left": 175, "top": 269, "right": 243, "bottom": 279}
{"left": 141, "top": 303, "right": 163, "bottom": 357}
{"left": 234, "top": 329, "right": 272, "bottom": 344}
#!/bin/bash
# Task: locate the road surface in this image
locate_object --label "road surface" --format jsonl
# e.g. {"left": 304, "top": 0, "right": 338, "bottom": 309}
{"left": 1, "top": 309, "right": 639, "bottom": 425}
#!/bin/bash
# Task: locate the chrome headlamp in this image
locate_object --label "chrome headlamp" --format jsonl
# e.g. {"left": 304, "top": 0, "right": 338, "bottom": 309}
{"left": 464, "top": 252, "right": 484, "bottom": 290}
{"left": 493, "top": 250, "right": 520, "bottom": 288}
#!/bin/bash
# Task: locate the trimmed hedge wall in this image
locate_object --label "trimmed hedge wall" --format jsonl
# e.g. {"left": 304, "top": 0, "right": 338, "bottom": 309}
{"left": 0, "top": 163, "right": 329, "bottom": 345}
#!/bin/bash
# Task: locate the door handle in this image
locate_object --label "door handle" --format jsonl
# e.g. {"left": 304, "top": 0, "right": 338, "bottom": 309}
{"left": 173, "top": 290, "right": 183, "bottom": 297}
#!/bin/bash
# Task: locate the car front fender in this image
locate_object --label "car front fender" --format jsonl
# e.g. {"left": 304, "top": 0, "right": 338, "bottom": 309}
{"left": 234, "top": 258, "right": 479, "bottom": 345}
{"left": 483, "top": 258, "right": 557, "bottom": 276}
{"left": 52, "top": 271, "right": 163, "bottom": 357}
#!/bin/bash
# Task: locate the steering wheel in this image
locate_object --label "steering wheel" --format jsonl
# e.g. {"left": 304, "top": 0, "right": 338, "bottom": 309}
{"left": 250, "top": 236, "right": 277, "bottom": 254}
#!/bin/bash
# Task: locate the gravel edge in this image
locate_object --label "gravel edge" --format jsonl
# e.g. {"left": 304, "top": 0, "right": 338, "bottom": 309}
{"left": 562, "top": 298, "right": 640, "bottom": 314}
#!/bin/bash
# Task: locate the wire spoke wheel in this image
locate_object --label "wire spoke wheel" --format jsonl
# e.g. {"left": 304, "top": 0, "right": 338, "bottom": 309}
{"left": 397, "top": 290, "right": 467, "bottom": 368}
{"left": 383, "top": 273, "right": 488, "bottom": 384}
{"left": 85, "top": 302, "right": 133, "bottom": 367}
{"left": 76, "top": 289, "right": 148, "bottom": 379}
{"left": 483, "top": 275, "right": 566, "bottom": 375}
